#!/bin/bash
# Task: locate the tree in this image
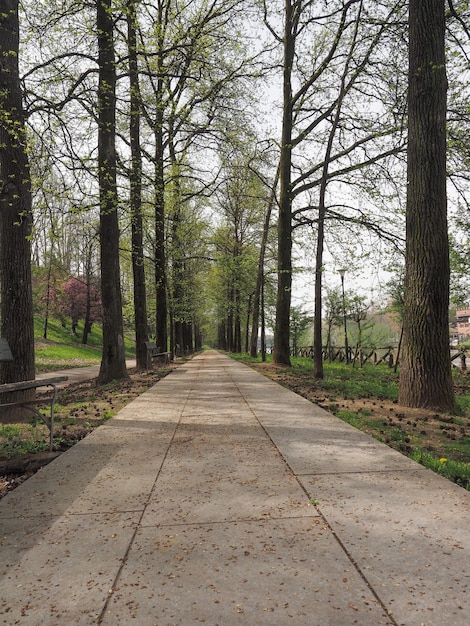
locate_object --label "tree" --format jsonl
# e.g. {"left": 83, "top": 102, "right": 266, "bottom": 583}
{"left": 58, "top": 276, "right": 102, "bottom": 339}
{"left": 0, "top": 2, "right": 35, "bottom": 385}
{"left": 348, "top": 294, "right": 370, "bottom": 364}
{"left": 312, "top": 1, "right": 365, "bottom": 378}
{"left": 398, "top": 0, "right": 455, "bottom": 410}
{"left": 250, "top": 165, "right": 278, "bottom": 358}
{"left": 290, "top": 306, "right": 313, "bottom": 356}
{"left": 127, "top": 0, "right": 149, "bottom": 369}
{"left": 17, "top": 0, "right": 266, "bottom": 365}
{"left": 96, "top": 0, "right": 128, "bottom": 382}
{"left": 269, "top": 0, "right": 406, "bottom": 366}
{"left": 136, "top": 0, "right": 258, "bottom": 351}
{"left": 210, "top": 155, "right": 263, "bottom": 352}
{"left": 324, "top": 287, "right": 344, "bottom": 359}
{"left": 272, "top": 0, "right": 296, "bottom": 366}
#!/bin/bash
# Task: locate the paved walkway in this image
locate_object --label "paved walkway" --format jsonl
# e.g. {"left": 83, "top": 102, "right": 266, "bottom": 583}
{"left": 36, "top": 360, "right": 137, "bottom": 387}
{"left": 0, "top": 350, "right": 469, "bottom": 625}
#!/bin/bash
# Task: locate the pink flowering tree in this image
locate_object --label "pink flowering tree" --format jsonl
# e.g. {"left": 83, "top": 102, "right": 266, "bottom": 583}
{"left": 59, "top": 276, "right": 102, "bottom": 343}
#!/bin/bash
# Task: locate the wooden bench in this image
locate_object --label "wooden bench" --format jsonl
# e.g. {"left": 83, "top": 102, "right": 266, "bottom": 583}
{"left": 144, "top": 342, "right": 172, "bottom": 369}
{"left": 0, "top": 339, "right": 68, "bottom": 451}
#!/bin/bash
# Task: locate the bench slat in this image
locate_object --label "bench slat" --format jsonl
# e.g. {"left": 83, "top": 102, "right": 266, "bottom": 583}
{"left": 0, "top": 376, "right": 68, "bottom": 394}
{"left": 144, "top": 342, "right": 172, "bottom": 368}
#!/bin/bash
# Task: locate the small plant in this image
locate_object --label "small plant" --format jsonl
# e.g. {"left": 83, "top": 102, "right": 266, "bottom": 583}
{"left": 0, "top": 420, "right": 51, "bottom": 458}
{"left": 411, "top": 449, "right": 470, "bottom": 490}
{"left": 0, "top": 425, "right": 22, "bottom": 438}
{"left": 0, "top": 436, "right": 50, "bottom": 458}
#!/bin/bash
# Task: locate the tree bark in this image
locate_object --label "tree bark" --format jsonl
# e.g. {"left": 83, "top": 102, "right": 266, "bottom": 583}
{"left": 168, "top": 134, "right": 185, "bottom": 359}
{"left": 81, "top": 246, "right": 93, "bottom": 345}
{"left": 153, "top": 3, "right": 168, "bottom": 352}
{"left": 250, "top": 168, "right": 278, "bottom": 358}
{"left": 127, "top": 0, "right": 149, "bottom": 369}
{"left": 398, "top": 0, "right": 455, "bottom": 410}
{"left": 97, "top": 0, "right": 128, "bottom": 383}
{"left": 154, "top": 129, "right": 168, "bottom": 351}
{"left": 273, "top": 0, "right": 295, "bottom": 366}
{"left": 0, "top": 1, "right": 35, "bottom": 386}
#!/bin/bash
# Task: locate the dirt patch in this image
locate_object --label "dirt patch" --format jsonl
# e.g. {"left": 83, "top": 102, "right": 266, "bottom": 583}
{"left": 0, "top": 367, "right": 169, "bottom": 500}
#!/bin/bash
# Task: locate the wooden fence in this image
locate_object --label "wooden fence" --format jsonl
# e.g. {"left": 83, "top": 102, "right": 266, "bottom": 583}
{"left": 295, "top": 346, "right": 398, "bottom": 367}
{"left": 292, "top": 346, "right": 469, "bottom": 370}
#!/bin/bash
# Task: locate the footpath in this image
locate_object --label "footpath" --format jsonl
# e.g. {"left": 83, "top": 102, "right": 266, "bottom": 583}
{"left": 0, "top": 350, "right": 469, "bottom": 625}
{"left": 36, "top": 360, "right": 137, "bottom": 387}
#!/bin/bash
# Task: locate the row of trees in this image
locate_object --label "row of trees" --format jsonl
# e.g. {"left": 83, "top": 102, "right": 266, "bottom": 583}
{"left": 269, "top": 0, "right": 468, "bottom": 412}
{"left": 1, "top": 1, "right": 469, "bottom": 411}
{"left": 2, "top": 0, "right": 261, "bottom": 383}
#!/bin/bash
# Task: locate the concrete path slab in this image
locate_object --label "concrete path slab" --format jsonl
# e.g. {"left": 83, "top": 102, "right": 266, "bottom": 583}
{"left": 0, "top": 350, "right": 469, "bottom": 625}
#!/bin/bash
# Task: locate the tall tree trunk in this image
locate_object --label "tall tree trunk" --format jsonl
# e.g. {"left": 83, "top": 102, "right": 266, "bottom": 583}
{"left": 398, "top": 0, "right": 454, "bottom": 410}
{"left": 0, "top": 1, "right": 35, "bottom": 386}
{"left": 154, "top": 130, "right": 168, "bottom": 351}
{"left": 227, "top": 286, "right": 234, "bottom": 352}
{"left": 97, "top": 0, "right": 128, "bottom": 383}
{"left": 261, "top": 278, "right": 266, "bottom": 362}
{"left": 184, "top": 322, "right": 193, "bottom": 353}
{"left": 43, "top": 258, "right": 53, "bottom": 340}
{"left": 313, "top": 2, "right": 361, "bottom": 378}
{"left": 250, "top": 168, "right": 278, "bottom": 358}
{"left": 245, "top": 292, "right": 253, "bottom": 354}
{"left": 127, "top": 0, "right": 148, "bottom": 369}
{"left": 153, "top": 1, "right": 168, "bottom": 352}
{"left": 168, "top": 135, "right": 185, "bottom": 359}
{"left": 218, "top": 321, "right": 226, "bottom": 350}
{"left": 273, "top": 0, "right": 295, "bottom": 366}
{"left": 234, "top": 287, "right": 241, "bottom": 353}
{"left": 194, "top": 323, "right": 202, "bottom": 351}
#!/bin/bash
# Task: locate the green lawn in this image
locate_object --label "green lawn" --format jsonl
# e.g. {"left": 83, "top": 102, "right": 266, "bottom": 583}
{"left": 34, "top": 316, "right": 136, "bottom": 371}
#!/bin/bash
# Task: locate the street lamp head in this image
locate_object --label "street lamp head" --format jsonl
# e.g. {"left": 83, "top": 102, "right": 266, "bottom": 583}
{"left": 338, "top": 268, "right": 346, "bottom": 279}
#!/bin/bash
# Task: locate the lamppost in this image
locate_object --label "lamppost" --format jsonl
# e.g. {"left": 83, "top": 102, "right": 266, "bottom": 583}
{"left": 338, "top": 269, "right": 349, "bottom": 364}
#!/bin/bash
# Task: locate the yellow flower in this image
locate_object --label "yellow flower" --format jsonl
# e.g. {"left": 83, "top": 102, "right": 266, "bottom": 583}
{"left": 439, "top": 457, "right": 447, "bottom": 463}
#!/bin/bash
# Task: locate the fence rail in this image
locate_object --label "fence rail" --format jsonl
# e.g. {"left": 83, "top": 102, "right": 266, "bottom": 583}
{"left": 294, "top": 346, "right": 397, "bottom": 366}
{"left": 291, "top": 346, "right": 468, "bottom": 370}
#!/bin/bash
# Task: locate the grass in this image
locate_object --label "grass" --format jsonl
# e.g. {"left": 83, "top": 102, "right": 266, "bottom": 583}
{"left": 231, "top": 353, "right": 399, "bottom": 401}
{"left": 34, "top": 316, "right": 136, "bottom": 371}
{"left": 0, "top": 422, "right": 51, "bottom": 458}
{"left": 410, "top": 450, "right": 470, "bottom": 490}
{"left": 291, "top": 358, "right": 399, "bottom": 401}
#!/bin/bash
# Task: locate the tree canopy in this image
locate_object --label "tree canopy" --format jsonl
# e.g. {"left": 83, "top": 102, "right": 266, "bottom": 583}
{"left": 0, "top": 0, "right": 469, "bottom": 409}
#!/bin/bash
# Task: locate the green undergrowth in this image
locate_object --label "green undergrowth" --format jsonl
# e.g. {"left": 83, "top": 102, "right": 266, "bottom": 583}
{"left": 0, "top": 422, "right": 51, "bottom": 458}
{"left": 411, "top": 450, "right": 470, "bottom": 490}
{"left": 231, "top": 353, "right": 399, "bottom": 401}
